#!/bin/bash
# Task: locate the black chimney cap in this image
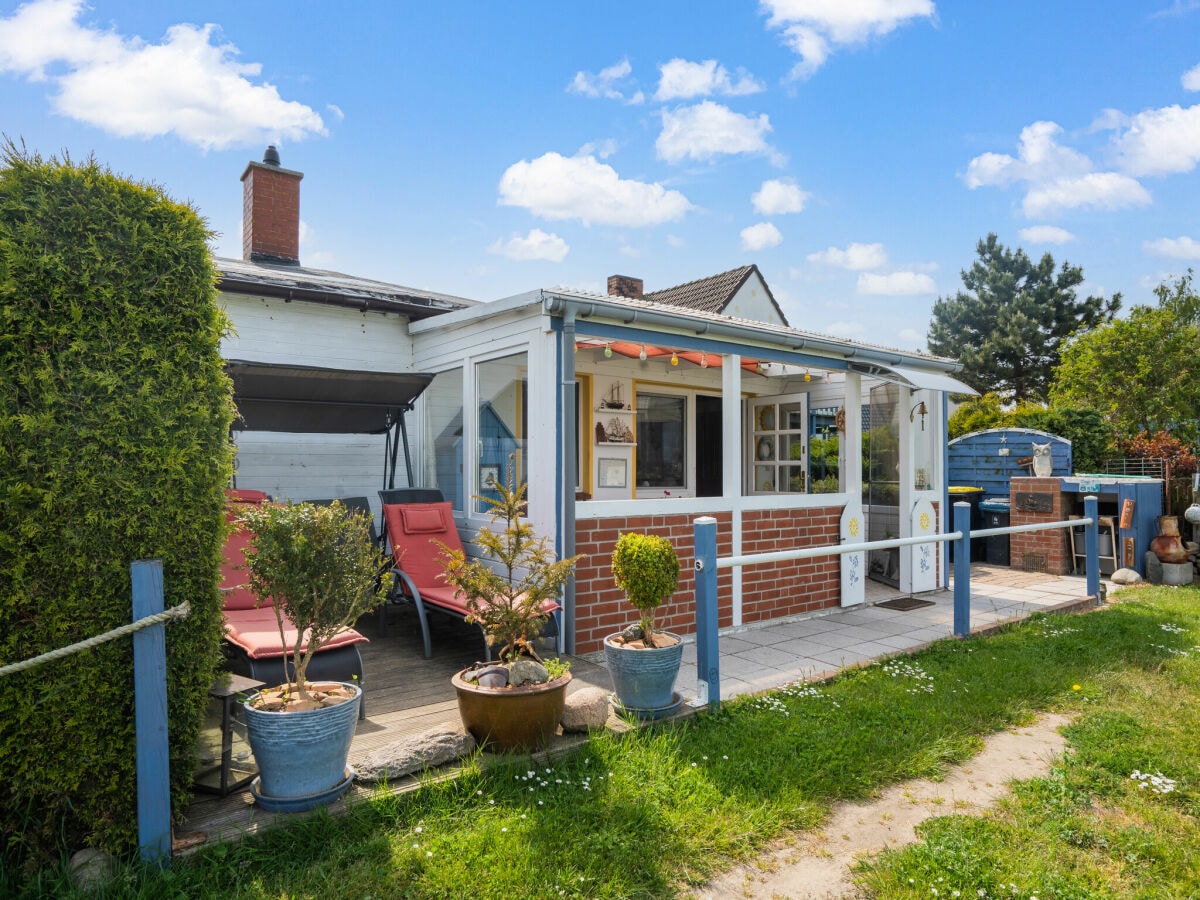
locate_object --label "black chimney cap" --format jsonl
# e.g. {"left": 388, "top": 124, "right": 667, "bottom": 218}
{"left": 262, "top": 145, "right": 281, "bottom": 166}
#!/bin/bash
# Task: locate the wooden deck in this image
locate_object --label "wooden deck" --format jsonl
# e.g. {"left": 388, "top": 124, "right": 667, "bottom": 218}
{"left": 180, "top": 602, "right": 617, "bottom": 848}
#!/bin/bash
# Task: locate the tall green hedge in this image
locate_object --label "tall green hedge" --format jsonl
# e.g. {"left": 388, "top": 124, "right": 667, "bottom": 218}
{"left": 0, "top": 145, "right": 234, "bottom": 869}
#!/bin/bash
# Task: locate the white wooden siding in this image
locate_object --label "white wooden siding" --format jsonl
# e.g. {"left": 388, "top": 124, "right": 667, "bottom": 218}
{"left": 221, "top": 292, "right": 418, "bottom": 525}
{"left": 221, "top": 293, "right": 413, "bottom": 371}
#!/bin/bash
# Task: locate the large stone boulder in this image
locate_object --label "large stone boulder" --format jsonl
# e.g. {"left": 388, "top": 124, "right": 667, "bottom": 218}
{"left": 561, "top": 686, "right": 611, "bottom": 733}
{"left": 353, "top": 724, "right": 476, "bottom": 783}
{"left": 1110, "top": 567, "right": 1142, "bottom": 585}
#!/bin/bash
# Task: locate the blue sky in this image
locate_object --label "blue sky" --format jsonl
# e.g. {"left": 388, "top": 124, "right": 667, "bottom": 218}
{"left": 3, "top": 1, "right": 1200, "bottom": 353}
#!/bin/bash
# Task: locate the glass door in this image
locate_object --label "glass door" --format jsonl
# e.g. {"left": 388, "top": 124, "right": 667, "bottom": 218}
{"left": 866, "top": 382, "right": 900, "bottom": 587}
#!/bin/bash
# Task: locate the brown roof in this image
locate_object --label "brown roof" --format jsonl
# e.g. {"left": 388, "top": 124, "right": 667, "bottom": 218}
{"left": 643, "top": 264, "right": 788, "bottom": 326}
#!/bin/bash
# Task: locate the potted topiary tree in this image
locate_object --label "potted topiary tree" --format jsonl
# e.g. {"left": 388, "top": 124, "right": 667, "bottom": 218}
{"left": 439, "top": 467, "right": 580, "bottom": 752}
{"left": 237, "top": 500, "right": 391, "bottom": 811}
{"left": 604, "top": 532, "right": 684, "bottom": 719}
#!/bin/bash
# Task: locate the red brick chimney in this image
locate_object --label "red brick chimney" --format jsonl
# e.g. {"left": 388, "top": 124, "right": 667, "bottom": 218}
{"left": 607, "top": 274, "right": 643, "bottom": 299}
{"left": 241, "top": 145, "right": 303, "bottom": 264}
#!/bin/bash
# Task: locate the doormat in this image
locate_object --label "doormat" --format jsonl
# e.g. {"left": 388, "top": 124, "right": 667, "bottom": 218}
{"left": 874, "top": 597, "right": 936, "bottom": 612}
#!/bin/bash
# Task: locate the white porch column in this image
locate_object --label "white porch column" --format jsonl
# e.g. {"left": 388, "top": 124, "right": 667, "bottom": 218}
{"left": 724, "top": 354, "right": 743, "bottom": 626}
{"left": 899, "top": 386, "right": 913, "bottom": 593}
{"left": 842, "top": 371, "right": 863, "bottom": 499}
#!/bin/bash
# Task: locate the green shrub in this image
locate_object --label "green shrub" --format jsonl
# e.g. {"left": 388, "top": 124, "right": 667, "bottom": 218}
{"left": 0, "top": 144, "right": 234, "bottom": 868}
{"left": 611, "top": 532, "right": 680, "bottom": 643}
{"left": 239, "top": 500, "right": 392, "bottom": 701}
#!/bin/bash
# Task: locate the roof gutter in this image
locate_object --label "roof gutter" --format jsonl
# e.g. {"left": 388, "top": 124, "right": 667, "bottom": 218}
{"left": 540, "top": 291, "right": 964, "bottom": 374}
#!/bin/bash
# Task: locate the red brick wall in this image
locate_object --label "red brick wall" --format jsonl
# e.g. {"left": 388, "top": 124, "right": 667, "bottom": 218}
{"left": 573, "top": 507, "right": 841, "bottom": 654}
{"left": 740, "top": 508, "right": 841, "bottom": 622}
{"left": 242, "top": 164, "right": 301, "bottom": 262}
{"left": 1010, "top": 476, "right": 1071, "bottom": 574}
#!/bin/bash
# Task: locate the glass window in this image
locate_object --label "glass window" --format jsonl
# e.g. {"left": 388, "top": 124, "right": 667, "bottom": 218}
{"left": 911, "top": 390, "right": 936, "bottom": 491}
{"left": 476, "top": 352, "right": 528, "bottom": 511}
{"left": 809, "top": 407, "right": 840, "bottom": 494}
{"left": 422, "top": 367, "right": 463, "bottom": 511}
{"left": 749, "top": 394, "right": 808, "bottom": 494}
{"left": 636, "top": 393, "right": 685, "bottom": 489}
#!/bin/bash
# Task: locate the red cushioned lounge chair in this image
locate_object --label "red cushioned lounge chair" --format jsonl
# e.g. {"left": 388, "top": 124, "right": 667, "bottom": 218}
{"left": 220, "top": 489, "right": 369, "bottom": 713}
{"left": 380, "top": 500, "right": 560, "bottom": 660}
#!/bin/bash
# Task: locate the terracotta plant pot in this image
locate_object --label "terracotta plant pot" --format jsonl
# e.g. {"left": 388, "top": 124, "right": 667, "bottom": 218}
{"left": 451, "top": 669, "right": 571, "bottom": 752}
{"left": 1150, "top": 515, "right": 1189, "bottom": 564}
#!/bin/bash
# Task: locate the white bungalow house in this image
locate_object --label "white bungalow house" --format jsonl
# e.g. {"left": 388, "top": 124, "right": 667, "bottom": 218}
{"left": 218, "top": 148, "right": 974, "bottom": 657}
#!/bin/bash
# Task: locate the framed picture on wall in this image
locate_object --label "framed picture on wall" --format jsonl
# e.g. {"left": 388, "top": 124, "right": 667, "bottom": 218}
{"left": 598, "top": 457, "right": 627, "bottom": 488}
{"left": 479, "top": 464, "right": 500, "bottom": 488}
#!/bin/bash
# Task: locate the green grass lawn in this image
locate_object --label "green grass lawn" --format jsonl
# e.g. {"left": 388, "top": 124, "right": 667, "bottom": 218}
{"left": 14, "top": 585, "right": 1200, "bottom": 899}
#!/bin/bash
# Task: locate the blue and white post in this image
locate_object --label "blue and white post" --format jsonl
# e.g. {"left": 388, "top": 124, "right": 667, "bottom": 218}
{"left": 693, "top": 516, "right": 720, "bottom": 709}
{"left": 132, "top": 559, "right": 171, "bottom": 866}
{"left": 1084, "top": 494, "right": 1100, "bottom": 601}
{"left": 953, "top": 501, "right": 972, "bottom": 638}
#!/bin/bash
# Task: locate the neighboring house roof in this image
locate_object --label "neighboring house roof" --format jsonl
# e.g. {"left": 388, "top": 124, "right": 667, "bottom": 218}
{"left": 216, "top": 256, "right": 477, "bottom": 320}
{"left": 643, "top": 264, "right": 788, "bottom": 326}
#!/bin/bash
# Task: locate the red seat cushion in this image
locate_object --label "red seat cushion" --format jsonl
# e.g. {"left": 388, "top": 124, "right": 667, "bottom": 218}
{"left": 382, "top": 501, "right": 559, "bottom": 617}
{"left": 223, "top": 607, "right": 367, "bottom": 660}
{"left": 382, "top": 501, "right": 462, "bottom": 589}
{"left": 221, "top": 489, "right": 271, "bottom": 611}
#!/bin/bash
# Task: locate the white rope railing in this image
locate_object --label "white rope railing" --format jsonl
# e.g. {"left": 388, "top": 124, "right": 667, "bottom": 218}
{"left": 0, "top": 601, "right": 190, "bottom": 677}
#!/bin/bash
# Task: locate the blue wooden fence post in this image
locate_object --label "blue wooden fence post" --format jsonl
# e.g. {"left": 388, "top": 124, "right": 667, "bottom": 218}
{"left": 132, "top": 560, "right": 171, "bottom": 866}
{"left": 693, "top": 516, "right": 720, "bottom": 709}
{"left": 953, "top": 502, "right": 971, "bottom": 638}
{"left": 1084, "top": 495, "right": 1099, "bottom": 601}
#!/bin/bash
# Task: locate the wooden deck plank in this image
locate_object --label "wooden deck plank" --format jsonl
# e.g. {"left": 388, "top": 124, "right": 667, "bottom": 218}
{"left": 182, "top": 605, "right": 615, "bottom": 844}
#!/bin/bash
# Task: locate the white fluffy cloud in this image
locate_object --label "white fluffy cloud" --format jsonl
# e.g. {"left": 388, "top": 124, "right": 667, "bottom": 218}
{"left": 964, "top": 121, "right": 1092, "bottom": 189}
{"left": 1145, "top": 235, "right": 1200, "bottom": 259}
{"left": 740, "top": 222, "right": 783, "bottom": 251}
{"left": 488, "top": 229, "right": 569, "bottom": 262}
{"left": 1023, "top": 173, "right": 1150, "bottom": 218}
{"left": 498, "top": 152, "right": 693, "bottom": 227}
{"left": 762, "top": 0, "right": 936, "bottom": 78}
{"left": 1113, "top": 104, "right": 1200, "bottom": 177}
{"left": 752, "top": 179, "right": 809, "bottom": 215}
{"left": 0, "top": 0, "right": 326, "bottom": 150}
{"left": 965, "top": 120, "right": 1151, "bottom": 217}
{"left": 857, "top": 271, "right": 936, "bottom": 295}
{"left": 1183, "top": 62, "right": 1200, "bottom": 91}
{"left": 568, "top": 57, "right": 644, "bottom": 104}
{"left": 656, "top": 100, "right": 780, "bottom": 164}
{"left": 655, "top": 58, "right": 763, "bottom": 101}
{"left": 1018, "top": 225, "right": 1075, "bottom": 244}
{"left": 807, "top": 242, "right": 887, "bottom": 270}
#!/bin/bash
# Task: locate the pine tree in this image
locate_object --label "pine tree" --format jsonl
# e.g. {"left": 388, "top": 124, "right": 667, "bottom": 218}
{"left": 927, "top": 234, "right": 1120, "bottom": 402}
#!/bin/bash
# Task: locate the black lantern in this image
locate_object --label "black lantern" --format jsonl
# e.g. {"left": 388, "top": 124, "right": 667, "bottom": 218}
{"left": 194, "top": 673, "right": 264, "bottom": 796}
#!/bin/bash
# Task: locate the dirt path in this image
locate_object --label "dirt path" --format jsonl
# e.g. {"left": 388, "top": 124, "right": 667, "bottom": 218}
{"left": 693, "top": 713, "right": 1071, "bottom": 900}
